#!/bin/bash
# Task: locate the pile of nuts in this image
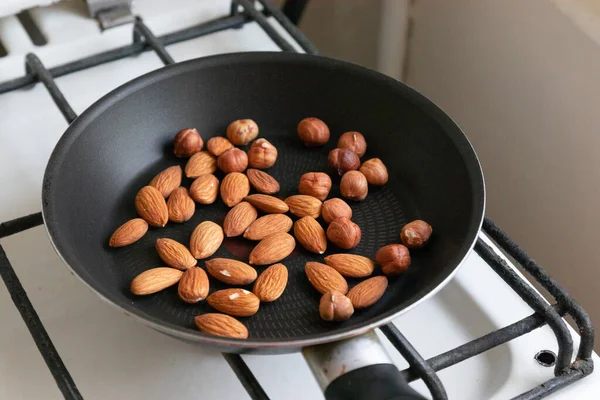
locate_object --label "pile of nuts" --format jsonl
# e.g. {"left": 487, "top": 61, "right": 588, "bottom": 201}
{"left": 109, "top": 117, "right": 432, "bottom": 339}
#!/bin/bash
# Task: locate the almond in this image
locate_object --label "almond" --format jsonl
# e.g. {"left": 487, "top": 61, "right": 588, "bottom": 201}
{"left": 185, "top": 151, "right": 217, "bottom": 178}
{"left": 189, "top": 174, "right": 219, "bottom": 204}
{"left": 130, "top": 267, "right": 183, "bottom": 295}
{"left": 294, "top": 216, "right": 327, "bottom": 254}
{"left": 206, "top": 136, "right": 234, "bottom": 156}
{"left": 285, "top": 195, "right": 322, "bottom": 218}
{"left": 155, "top": 238, "right": 197, "bottom": 270}
{"left": 252, "top": 263, "right": 288, "bottom": 302}
{"left": 135, "top": 186, "right": 169, "bottom": 227}
{"left": 205, "top": 258, "right": 257, "bottom": 285}
{"left": 249, "top": 232, "right": 296, "bottom": 265}
{"left": 149, "top": 165, "right": 182, "bottom": 198}
{"left": 244, "top": 194, "right": 289, "bottom": 214}
{"left": 195, "top": 313, "right": 248, "bottom": 339}
{"left": 189, "top": 221, "right": 223, "bottom": 259}
{"left": 305, "top": 262, "right": 348, "bottom": 294}
{"left": 167, "top": 187, "right": 195, "bottom": 223}
{"left": 243, "top": 214, "right": 293, "bottom": 241}
{"left": 347, "top": 276, "right": 388, "bottom": 309}
{"left": 220, "top": 172, "right": 250, "bottom": 207}
{"left": 246, "top": 169, "right": 280, "bottom": 194}
{"left": 324, "top": 254, "right": 374, "bottom": 278}
{"left": 207, "top": 289, "right": 260, "bottom": 317}
{"left": 178, "top": 267, "right": 209, "bottom": 303}
{"left": 109, "top": 218, "right": 148, "bottom": 247}
{"left": 223, "top": 202, "right": 258, "bottom": 237}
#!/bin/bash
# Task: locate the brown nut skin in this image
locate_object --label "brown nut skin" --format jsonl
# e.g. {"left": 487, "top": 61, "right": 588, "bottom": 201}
{"left": 174, "top": 128, "right": 203, "bottom": 157}
{"left": 326, "top": 217, "right": 361, "bottom": 249}
{"left": 400, "top": 220, "right": 432, "bottom": 249}
{"left": 206, "top": 136, "right": 234, "bottom": 156}
{"left": 248, "top": 139, "right": 278, "bottom": 169}
{"left": 360, "top": 158, "right": 388, "bottom": 186}
{"left": 178, "top": 267, "right": 209, "bottom": 303}
{"left": 328, "top": 148, "right": 360, "bottom": 176}
{"left": 376, "top": 244, "right": 411, "bottom": 276}
{"left": 109, "top": 218, "right": 148, "bottom": 247}
{"left": 189, "top": 174, "right": 219, "bottom": 204}
{"left": 340, "top": 171, "right": 368, "bottom": 201}
{"left": 217, "top": 148, "right": 248, "bottom": 173}
{"left": 319, "top": 291, "right": 354, "bottom": 322}
{"left": 167, "top": 187, "right": 195, "bottom": 223}
{"left": 297, "top": 117, "right": 330, "bottom": 147}
{"left": 226, "top": 119, "right": 258, "bottom": 145}
{"left": 194, "top": 313, "right": 248, "bottom": 339}
{"left": 321, "top": 198, "right": 353, "bottom": 224}
{"left": 246, "top": 169, "right": 280, "bottom": 194}
{"left": 298, "top": 172, "right": 332, "bottom": 201}
{"left": 338, "top": 131, "right": 367, "bottom": 158}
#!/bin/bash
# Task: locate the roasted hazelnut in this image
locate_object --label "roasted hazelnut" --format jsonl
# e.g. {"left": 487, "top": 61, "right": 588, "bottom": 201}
{"left": 400, "top": 220, "right": 432, "bottom": 249}
{"left": 217, "top": 148, "right": 248, "bottom": 173}
{"left": 338, "top": 131, "right": 367, "bottom": 158}
{"left": 226, "top": 119, "right": 259, "bottom": 145}
{"left": 206, "top": 136, "right": 234, "bottom": 156}
{"left": 340, "top": 171, "right": 368, "bottom": 201}
{"left": 297, "top": 117, "right": 330, "bottom": 147}
{"left": 328, "top": 148, "right": 360, "bottom": 176}
{"left": 376, "top": 244, "right": 411, "bottom": 276}
{"left": 174, "top": 128, "right": 203, "bottom": 157}
{"left": 298, "top": 172, "right": 332, "bottom": 201}
{"left": 321, "top": 198, "right": 352, "bottom": 224}
{"left": 360, "top": 158, "right": 388, "bottom": 186}
{"left": 319, "top": 291, "right": 354, "bottom": 321}
{"left": 327, "top": 217, "right": 361, "bottom": 249}
{"left": 248, "top": 138, "right": 278, "bottom": 169}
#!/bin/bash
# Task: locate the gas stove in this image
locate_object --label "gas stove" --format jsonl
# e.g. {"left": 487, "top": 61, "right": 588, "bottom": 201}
{"left": 0, "top": 1, "right": 597, "bottom": 399}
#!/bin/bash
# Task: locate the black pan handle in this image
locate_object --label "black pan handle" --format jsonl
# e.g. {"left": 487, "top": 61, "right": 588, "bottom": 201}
{"left": 303, "top": 331, "right": 426, "bottom": 400}
{"left": 325, "top": 363, "right": 426, "bottom": 400}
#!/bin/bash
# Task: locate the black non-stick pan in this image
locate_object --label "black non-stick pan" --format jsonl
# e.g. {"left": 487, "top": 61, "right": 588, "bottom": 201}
{"left": 42, "top": 52, "right": 484, "bottom": 399}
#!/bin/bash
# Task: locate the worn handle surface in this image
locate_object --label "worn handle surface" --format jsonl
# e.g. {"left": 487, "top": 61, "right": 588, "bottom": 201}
{"left": 325, "top": 363, "right": 426, "bottom": 400}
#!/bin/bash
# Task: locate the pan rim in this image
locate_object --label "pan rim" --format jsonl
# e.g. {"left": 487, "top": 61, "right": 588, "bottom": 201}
{"left": 41, "top": 52, "right": 485, "bottom": 351}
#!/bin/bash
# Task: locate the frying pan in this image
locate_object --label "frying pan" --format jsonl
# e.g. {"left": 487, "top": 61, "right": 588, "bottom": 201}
{"left": 42, "top": 52, "right": 485, "bottom": 399}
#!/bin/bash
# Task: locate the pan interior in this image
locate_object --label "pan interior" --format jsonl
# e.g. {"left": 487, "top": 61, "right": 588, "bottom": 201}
{"left": 43, "top": 53, "right": 484, "bottom": 349}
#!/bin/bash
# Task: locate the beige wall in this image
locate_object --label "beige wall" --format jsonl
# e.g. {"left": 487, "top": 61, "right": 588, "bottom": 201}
{"left": 291, "top": 0, "right": 384, "bottom": 70}
{"left": 406, "top": 0, "right": 600, "bottom": 340}
{"left": 292, "top": 0, "right": 410, "bottom": 78}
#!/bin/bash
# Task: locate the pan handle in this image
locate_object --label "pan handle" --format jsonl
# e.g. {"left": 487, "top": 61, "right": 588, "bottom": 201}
{"left": 302, "top": 331, "right": 426, "bottom": 400}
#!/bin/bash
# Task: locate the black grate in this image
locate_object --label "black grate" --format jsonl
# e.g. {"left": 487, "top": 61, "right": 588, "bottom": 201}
{"left": 17, "top": 10, "right": 48, "bottom": 46}
{"left": 0, "top": 1, "right": 593, "bottom": 399}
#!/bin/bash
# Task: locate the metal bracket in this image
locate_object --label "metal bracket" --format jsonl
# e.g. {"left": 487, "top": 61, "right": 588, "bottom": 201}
{"left": 85, "top": 0, "right": 134, "bottom": 30}
{"left": 302, "top": 331, "right": 393, "bottom": 390}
